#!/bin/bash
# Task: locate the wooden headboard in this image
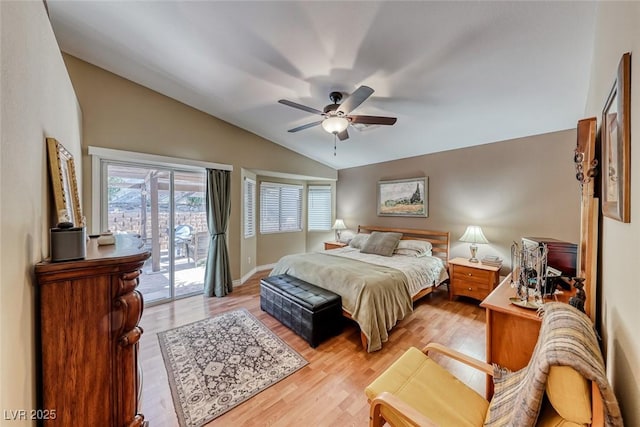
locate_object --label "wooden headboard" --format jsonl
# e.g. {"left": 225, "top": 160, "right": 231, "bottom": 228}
{"left": 357, "top": 225, "right": 450, "bottom": 264}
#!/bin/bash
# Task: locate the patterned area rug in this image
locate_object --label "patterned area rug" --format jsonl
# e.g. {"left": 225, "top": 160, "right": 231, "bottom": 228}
{"left": 158, "top": 308, "right": 308, "bottom": 427}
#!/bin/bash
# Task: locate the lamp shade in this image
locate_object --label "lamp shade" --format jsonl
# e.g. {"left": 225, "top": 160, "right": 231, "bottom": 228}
{"left": 322, "top": 116, "right": 349, "bottom": 134}
{"left": 459, "top": 225, "right": 489, "bottom": 244}
{"left": 332, "top": 219, "right": 347, "bottom": 242}
{"left": 332, "top": 219, "right": 347, "bottom": 230}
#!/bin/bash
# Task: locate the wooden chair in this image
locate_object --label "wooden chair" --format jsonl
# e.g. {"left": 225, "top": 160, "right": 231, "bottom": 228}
{"left": 365, "top": 304, "right": 617, "bottom": 427}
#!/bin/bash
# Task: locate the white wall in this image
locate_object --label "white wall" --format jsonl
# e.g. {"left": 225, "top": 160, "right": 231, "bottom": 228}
{"left": 0, "top": 1, "right": 82, "bottom": 420}
{"left": 583, "top": 2, "right": 640, "bottom": 425}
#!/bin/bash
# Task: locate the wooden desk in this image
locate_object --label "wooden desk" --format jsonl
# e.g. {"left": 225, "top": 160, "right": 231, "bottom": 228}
{"left": 481, "top": 274, "right": 575, "bottom": 396}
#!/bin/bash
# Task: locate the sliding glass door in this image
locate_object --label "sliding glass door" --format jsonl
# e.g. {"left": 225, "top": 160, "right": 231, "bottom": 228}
{"left": 103, "top": 162, "right": 207, "bottom": 304}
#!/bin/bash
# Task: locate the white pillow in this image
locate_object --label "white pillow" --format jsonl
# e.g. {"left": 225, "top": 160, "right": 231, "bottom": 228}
{"left": 394, "top": 240, "right": 433, "bottom": 257}
{"left": 339, "top": 229, "right": 356, "bottom": 244}
{"left": 349, "top": 233, "right": 370, "bottom": 249}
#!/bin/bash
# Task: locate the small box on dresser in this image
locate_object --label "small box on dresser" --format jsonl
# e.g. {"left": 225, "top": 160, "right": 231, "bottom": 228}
{"left": 448, "top": 257, "right": 500, "bottom": 302}
{"left": 34, "top": 235, "right": 150, "bottom": 427}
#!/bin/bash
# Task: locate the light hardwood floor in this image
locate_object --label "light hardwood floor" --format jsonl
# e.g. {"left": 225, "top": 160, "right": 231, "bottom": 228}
{"left": 139, "top": 272, "right": 486, "bottom": 426}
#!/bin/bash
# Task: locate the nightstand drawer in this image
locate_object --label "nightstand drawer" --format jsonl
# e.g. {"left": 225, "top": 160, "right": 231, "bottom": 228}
{"left": 451, "top": 281, "right": 490, "bottom": 300}
{"left": 452, "top": 265, "right": 492, "bottom": 284}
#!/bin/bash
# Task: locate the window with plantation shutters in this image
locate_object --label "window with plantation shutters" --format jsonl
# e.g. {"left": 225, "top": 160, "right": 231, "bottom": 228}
{"left": 308, "top": 185, "right": 332, "bottom": 231}
{"left": 243, "top": 178, "right": 255, "bottom": 238}
{"left": 260, "top": 182, "right": 303, "bottom": 233}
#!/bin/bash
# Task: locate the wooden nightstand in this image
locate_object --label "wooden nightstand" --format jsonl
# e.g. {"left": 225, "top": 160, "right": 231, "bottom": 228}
{"left": 448, "top": 257, "right": 500, "bottom": 302}
{"left": 324, "top": 241, "right": 347, "bottom": 250}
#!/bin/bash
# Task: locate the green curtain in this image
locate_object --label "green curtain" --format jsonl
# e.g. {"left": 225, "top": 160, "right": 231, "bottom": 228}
{"left": 204, "top": 169, "right": 233, "bottom": 297}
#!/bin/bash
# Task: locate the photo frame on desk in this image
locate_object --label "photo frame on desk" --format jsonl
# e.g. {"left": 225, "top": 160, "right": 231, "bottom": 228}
{"left": 46, "top": 137, "right": 83, "bottom": 226}
{"left": 601, "top": 52, "right": 631, "bottom": 223}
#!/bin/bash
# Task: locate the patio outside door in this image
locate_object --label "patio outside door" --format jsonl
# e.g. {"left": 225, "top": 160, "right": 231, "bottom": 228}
{"left": 103, "top": 162, "right": 207, "bottom": 304}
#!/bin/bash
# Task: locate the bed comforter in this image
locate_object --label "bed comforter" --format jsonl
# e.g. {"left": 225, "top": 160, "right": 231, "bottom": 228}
{"left": 269, "top": 248, "right": 447, "bottom": 352}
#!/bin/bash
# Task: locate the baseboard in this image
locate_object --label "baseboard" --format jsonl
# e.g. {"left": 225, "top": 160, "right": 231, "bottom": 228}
{"left": 237, "top": 267, "right": 257, "bottom": 285}
{"left": 236, "top": 263, "right": 275, "bottom": 285}
{"left": 257, "top": 263, "right": 276, "bottom": 272}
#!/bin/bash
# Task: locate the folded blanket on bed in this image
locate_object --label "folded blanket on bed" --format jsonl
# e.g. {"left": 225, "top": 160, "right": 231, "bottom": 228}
{"left": 270, "top": 252, "right": 411, "bottom": 352}
{"left": 486, "top": 302, "right": 623, "bottom": 427}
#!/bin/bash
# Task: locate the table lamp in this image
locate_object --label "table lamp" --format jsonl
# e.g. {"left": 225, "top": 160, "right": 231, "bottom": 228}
{"left": 332, "top": 219, "right": 347, "bottom": 241}
{"left": 459, "top": 225, "right": 489, "bottom": 263}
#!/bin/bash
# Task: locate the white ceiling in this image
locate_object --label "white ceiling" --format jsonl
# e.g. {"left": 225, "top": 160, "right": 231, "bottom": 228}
{"left": 47, "top": 1, "right": 597, "bottom": 170}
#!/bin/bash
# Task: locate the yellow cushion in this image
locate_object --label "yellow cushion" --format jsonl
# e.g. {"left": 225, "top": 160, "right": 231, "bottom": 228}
{"left": 546, "top": 366, "right": 591, "bottom": 424}
{"left": 536, "top": 398, "right": 586, "bottom": 427}
{"left": 365, "top": 347, "right": 489, "bottom": 427}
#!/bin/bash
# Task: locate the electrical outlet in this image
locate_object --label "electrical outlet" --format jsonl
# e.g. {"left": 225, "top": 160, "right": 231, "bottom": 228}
{"left": 248, "top": 256, "right": 251, "bottom": 265}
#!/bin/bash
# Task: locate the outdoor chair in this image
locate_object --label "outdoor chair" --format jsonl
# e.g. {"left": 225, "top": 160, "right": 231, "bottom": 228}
{"left": 174, "top": 224, "right": 193, "bottom": 260}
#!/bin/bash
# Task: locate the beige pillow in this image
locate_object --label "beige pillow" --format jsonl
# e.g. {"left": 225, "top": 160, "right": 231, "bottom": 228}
{"left": 545, "top": 365, "right": 592, "bottom": 424}
{"left": 361, "top": 232, "right": 403, "bottom": 257}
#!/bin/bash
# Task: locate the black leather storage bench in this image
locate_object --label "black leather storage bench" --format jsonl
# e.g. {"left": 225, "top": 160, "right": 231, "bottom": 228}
{"left": 260, "top": 274, "right": 343, "bottom": 347}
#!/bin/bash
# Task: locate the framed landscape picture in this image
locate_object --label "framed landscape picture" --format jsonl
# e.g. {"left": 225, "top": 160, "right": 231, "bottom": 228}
{"left": 601, "top": 52, "right": 631, "bottom": 223}
{"left": 377, "top": 177, "right": 428, "bottom": 217}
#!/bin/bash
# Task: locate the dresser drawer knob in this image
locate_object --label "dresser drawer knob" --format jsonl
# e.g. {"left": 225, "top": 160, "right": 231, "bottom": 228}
{"left": 468, "top": 287, "right": 472, "bottom": 291}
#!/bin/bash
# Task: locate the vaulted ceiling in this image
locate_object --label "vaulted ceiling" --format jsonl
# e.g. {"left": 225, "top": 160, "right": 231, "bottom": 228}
{"left": 48, "top": 1, "right": 597, "bottom": 170}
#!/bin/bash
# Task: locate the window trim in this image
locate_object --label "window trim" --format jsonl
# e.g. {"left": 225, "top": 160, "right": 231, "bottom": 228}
{"left": 89, "top": 146, "right": 232, "bottom": 234}
{"left": 243, "top": 177, "right": 256, "bottom": 238}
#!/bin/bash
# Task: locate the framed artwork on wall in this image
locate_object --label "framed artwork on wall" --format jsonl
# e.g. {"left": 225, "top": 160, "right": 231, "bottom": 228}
{"left": 46, "top": 137, "right": 83, "bottom": 226}
{"left": 601, "top": 52, "right": 631, "bottom": 223}
{"left": 377, "top": 177, "right": 428, "bottom": 217}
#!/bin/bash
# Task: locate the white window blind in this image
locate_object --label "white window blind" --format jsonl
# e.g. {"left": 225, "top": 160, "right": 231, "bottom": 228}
{"left": 308, "top": 185, "right": 332, "bottom": 231}
{"left": 260, "top": 182, "right": 303, "bottom": 233}
{"left": 243, "top": 178, "right": 256, "bottom": 238}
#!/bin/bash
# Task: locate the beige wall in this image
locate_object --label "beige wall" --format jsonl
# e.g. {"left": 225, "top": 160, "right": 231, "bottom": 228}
{"left": 0, "top": 1, "right": 82, "bottom": 421}
{"left": 337, "top": 129, "right": 580, "bottom": 266}
{"left": 584, "top": 2, "right": 640, "bottom": 424}
{"left": 62, "top": 55, "right": 337, "bottom": 281}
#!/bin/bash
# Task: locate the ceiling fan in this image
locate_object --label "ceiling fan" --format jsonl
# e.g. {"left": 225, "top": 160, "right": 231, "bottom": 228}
{"left": 278, "top": 85, "right": 397, "bottom": 141}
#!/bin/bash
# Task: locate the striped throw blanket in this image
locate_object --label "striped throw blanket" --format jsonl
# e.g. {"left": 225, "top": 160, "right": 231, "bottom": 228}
{"left": 486, "top": 302, "right": 623, "bottom": 426}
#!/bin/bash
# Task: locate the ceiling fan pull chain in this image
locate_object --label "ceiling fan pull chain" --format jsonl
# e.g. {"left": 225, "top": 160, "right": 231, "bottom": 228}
{"left": 334, "top": 133, "right": 337, "bottom": 156}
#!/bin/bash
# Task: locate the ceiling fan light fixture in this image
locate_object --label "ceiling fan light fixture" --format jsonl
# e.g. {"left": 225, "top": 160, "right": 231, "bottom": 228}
{"left": 322, "top": 116, "right": 349, "bottom": 134}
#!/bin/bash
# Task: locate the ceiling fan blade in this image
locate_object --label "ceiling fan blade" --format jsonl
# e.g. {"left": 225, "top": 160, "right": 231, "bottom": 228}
{"left": 287, "top": 120, "right": 323, "bottom": 133}
{"left": 337, "top": 129, "right": 349, "bottom": 141}
{"left": 337, "top": 85, "right": 374, "bottom": 114}
{"left": 348, "top": 115, "right": 397, "bottom": 125}
{"left": 278, "top": 99, "right": 324, "bottom": 115}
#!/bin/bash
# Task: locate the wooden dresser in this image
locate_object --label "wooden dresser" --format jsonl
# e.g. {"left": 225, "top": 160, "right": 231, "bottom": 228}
{"left": 35, "top": 235, "right": 150, "bottom": 426}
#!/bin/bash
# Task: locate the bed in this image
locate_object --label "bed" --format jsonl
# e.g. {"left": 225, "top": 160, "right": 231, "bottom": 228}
{"left": 269, "top": 225, "right": 450, "bottom": 352}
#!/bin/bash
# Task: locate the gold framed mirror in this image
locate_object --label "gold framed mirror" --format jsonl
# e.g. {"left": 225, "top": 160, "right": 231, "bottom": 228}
{"left": 46, "top": 137, "right": 83, "bottom": 226}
